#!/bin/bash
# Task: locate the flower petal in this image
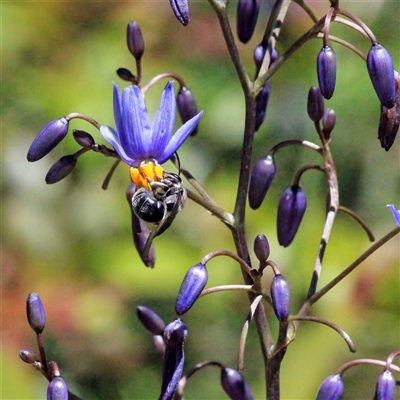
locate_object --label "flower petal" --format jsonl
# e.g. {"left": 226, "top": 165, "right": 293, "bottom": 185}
{"left": 151, "top": 82, "right": 176, "bottom": 159}
{"left": 120, "top": 85, "right": 151, "bottom": 160}
{"left": 387, "top": 204, "right": 400, "bottom": 227}
{"left": 113, "top": 83, "right": 124, "bottom": 144}
{"left": 158, "top": 111, "right": 203, "bottom": 164}
{"left": 100, "top": 125, "right": 134, "bottom": 164}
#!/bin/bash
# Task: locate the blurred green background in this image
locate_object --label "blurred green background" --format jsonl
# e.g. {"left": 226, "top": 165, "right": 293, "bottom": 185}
{"left": 2, "top": 1, "right": 399, "bottom": 399}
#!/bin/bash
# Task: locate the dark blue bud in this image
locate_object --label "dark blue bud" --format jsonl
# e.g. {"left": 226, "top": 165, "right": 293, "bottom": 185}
{"left": 127, "top": 21, "right": 145, "bottom": 59}
{"left": 47, "top": 377, "right": 68, "bottom": 400}
{"left": 255, "top": 81, "right": 271, "bottom": 131}
{"left": 27, "top": 118, "right": 69, "bottom": 162}
{"left": 317, "top": 46, "right": 337, "bottom": 100}
{"left": 316, "top": 374, "right": 344, "bottom": 400}
{"left": 236, "top": 0, "right": 260, "bottom": 44}
{"left": 367, "top": 44, "right": 396, "bottom": 108}
{"left": 253, "top": 45, "right": 278, "bottom": 75}
{"left": 116, "top": 68, "right": 136, "bottom": 82}
{"left": 19, "top": 349, "right": 37, "bottom": 364}
{"left": 322, "top": 108, "right": 336, "bottom": 138}
{"left": 160, "top": 319, "right": 188, "bottom": 400}
{"left": 26, "top": 292, "right": 46, "bottom": 334}
{"left": 253, "top": 234, "right": 270, "bottom": 262}
{"left": 307, "top": 86, "right": 325, "bottom": 122}
{"left": 387, "top": 204, "right": 400, "bottom": 227}
{"left": 221, "top": 367, "right": 255, "bottom": 400}
{"left": 73, "top": 129, "right": 95, "bottom": 148}
{"left": 374, "top": 370, "right": 396, "bottom": 400}
{"left": 175, "top": 263, "right": 208, "bottom": 316}
{"left": 277, "top": 185, "right": 307, "bottom": 247}
{"left": 270, "top": 274, "right": 291, "bottom": 321}
{"left": 177, "top": 87, "right": 199, "bottom": 136}
{"left": 248, "top": 155, "right": 276, "bottom": 210}
{"left": 169, "top": 0, "right": 190, "bottom": 26}
{"left": 45, "top": 155, "right": 77, "bottom": 184}
{"left": 137, "top": 305, "right": 166, "bottom": 336}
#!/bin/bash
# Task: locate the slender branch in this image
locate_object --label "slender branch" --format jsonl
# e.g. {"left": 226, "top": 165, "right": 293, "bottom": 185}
{"left": 200, "top": 284, "right": 254, "bottom": 297}
{"left": 337, "top": 359, "right": 400, "bottom": 375}
{"left": 338, "top": 205, "right": 375, "bottom": 242}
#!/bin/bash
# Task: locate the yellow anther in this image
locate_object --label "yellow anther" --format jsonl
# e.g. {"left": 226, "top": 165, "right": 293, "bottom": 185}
{"left": 130, "top": 159, "right": 165, "bottom": 188}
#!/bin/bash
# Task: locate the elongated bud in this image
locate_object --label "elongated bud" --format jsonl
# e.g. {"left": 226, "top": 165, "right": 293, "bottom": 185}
{"left": 367, "top": 44, "right": 396, "bottom": 108}
{"left": 27, "top": 118, "right": 69, "bottom": 162}
{"left": 137, "top": 305, "right": 166, "bottom": 336}
{"left": 73, "top": 129, "right": 95, "bottom": 148}
{"left": 45, "top": 155, "right": 77, "bottom": 184}
{"left": 160, "top": 319, "right": 188, "bottom": 400}
{"left": 19, "top": 349, "right": 37, "bottom": 364}
{"left": 169, "top": 0, "right": 190, "bottom": 26}
{"left": 177, "top": 87, "right": 199, "bottom": 136}
{"left": 253, "top": 45, "right": 278, "bottom": 74}
{"left": 248, "top": 155, "right": 276, "bottom": 210}
{"left": 387, "top": 204, "right": 400, "bottom": 227}
{"left": 374, "top": 370, "right": 396, "bottom": 400}
{"left": 316, "top": 374, "right": 344, "bottom": 400}
{"left": 175, "top": 263, "right": 208, "bottom": 316}
{"left": 236, "top": 0, "right": 260, "bottom": 44}
{"left": 270, "top": 274, "right": 291, "bottom": 321}
{"left": 47, "top": 377, "right": 68, "bottom": 400}
{"left": 26, "top": 293, "right": 46, "bottom": 334}
{"left": 127, "top": 21, "right": 145, "bottom": 60}
{"left": 221, "top": 368, "right": 255, "bottom": 400}
{"left": 277, "top": 185, "right": 307, "bottom": 247}
{"left": 253, "top": 234, "right": 270, "bottom": 262}
{"left": 317, "top": 46, "right": 336, "bottom": 100}
{"left": 255, "top": 81, "right": 271, "bottom": 131}
{"left": 116, "top": 68, "right": 136, "bottom": 83}
{"left": 307, "top": 86, "right": 325, "bottom": 122}
{"left": 322, "top": 108, "right": 336, "bottom": 139}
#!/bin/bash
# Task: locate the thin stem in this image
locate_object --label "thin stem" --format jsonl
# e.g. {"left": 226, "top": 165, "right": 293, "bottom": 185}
{"left": 292, "top": 0, "right": 318, "bottom": 23}
{"left": 333, "top": 16, "right": 370, "bottom": 40}
{"left": 102, "top": 159, "right": 121, "bottom": 190}
{"left": 293, "top": 164, "right": 325, "bottom": 186}
{"left": 269, "top": 139, "right": 322, "bottom": 156}
{"left": 316, "top": 33, "right": 366, "bottom": 60}
{"left": 337, "top": 8, "right": 377, "bottom": 44}
{"left": 65, "top": 113, "right": 101, "bottom": 130}
{"left": 141, "top": 72, "right": 186, "bottom": 94}
{"left": 338, "top": 205, "right": 375, "bottom": 241}
{"left": 201, "top": 250, "right": 254, "bottom": 277}
{"left": 337, "top": 359, "right": 400, "bottom": 375}
{"left": 200, "top": 284, "right": 254, "bottom": 297}
{"left": 36, "top": 333, "right": 48, "bottom": 376}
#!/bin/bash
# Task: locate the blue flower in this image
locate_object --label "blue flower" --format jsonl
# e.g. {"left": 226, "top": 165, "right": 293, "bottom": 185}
{"left": 100, "top": 82, "right": 202, "bottom": 172}
{"left": 387, "top": 204, "right": 400, "bottom": 227}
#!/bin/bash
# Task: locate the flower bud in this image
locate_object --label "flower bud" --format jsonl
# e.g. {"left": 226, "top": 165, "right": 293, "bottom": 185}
{"left": 248, "top": 155, "right": 276, "bottom": 210}
{"left": 253, "top": 234, "right": 270, "bottom": 262}
{"left": 127, "top": 21, "right": 145, "bottom": 60}
{"left": 277, "top": 185, "right": 307, "bottom": 247}
{"left": 73, "top": 129, "right": 95, "bottom": 148}
{"left": 316, "top": 374, "right": 344, "bottom": 400}
{"left": 175, "top": 263, "right": 208, "bottom": 316}
{"left": 367, "top": 44, "right": 396, "bottom": 108}
{"left": 236, "top": 0, "right": 260, "bottom": 44}
{"left": 177, "top": 86, "right": 199, "bottom": 136}
{"left": 26, "top": 292, "right": 46, "bottom": 334}
{"left": 45, "top": 155, "right": 77, "bottom": 184}
{"left": 19, "top": 349, "right": 37, "bottom": 364}
{"left": 137, "top": 305, "right": 166, "bottom": 336}
{"left": 317, "top": 46, "right": 337, "bottom": 100}
{"left": 255, "top": 81, "right": 271, "bottom": 131}
{"left": 169, "top": 0, "right": 190, "bottom": 26}
{"left": 374, "top": 370, "right": 396, "bottom": 400}
{"left": 220, "top": 367, "right": 255, "bottom": 400}
{"left": 322, "top": 108, "right": 336, "bottom": 139}
{"left": 27, "top": 118, "right": 69, "bottom": 162}
{"left": 153, "top": 334, "right": 166, "bottom": 354}
{"left": 116, "top": 68, "right": 136, "bottom": 83}
{"left": 47, "top": 377, "right": 68, "bottom": 400}
{"left": 307, "top": 86, "right": 325, "bottom": 122}
{"left": 387, "top": 204, "right": 400, "bottom": 227}
{"left": 270, "top": 274, "right": 291, "bottom": 321}
{"left": 253, "top": 45, "right": 278, "bottom": 74}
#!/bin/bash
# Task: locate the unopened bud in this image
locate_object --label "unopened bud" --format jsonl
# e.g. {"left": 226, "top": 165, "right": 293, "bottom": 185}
{"left": 45, "top": 155, "right": 77, "bottom": 184}
{"left": 19, "top": 349, "right": 37, "bottom": 364}
{"left": 322, "top": 108, "right": 336, "bottom": 139}
{"left": 367, "top": 44, "right": 396, "bottom": 108}
{"left": 73, "top": 130, "right": 95, "bottom": 148}
{"left": 236, "top": 0, "right": 260, "bottom": 44}
{"left": 253, "top": 234, "right": 270, "bottom": 262}
{"left": 116, "top": 68, "right": 136, "bottom": 82}
{"left": 47, "top": 377, "right": 68, "bottom": 400}
{"left": 316, "top": 374, "right": 344, "bottom": 400}
{"left": 374, "top": 370, "right": 396, "bottom": 400}
{"left": 317, "top": 46, "right": 337, "bottom": 100}
{"left": 175, "top": 263, "right": 208, "bottom": 316}
{"left": 177, "top": 87, "right": 199, "bottom": 136}
{"left": 255, "top": 81, "right": 271, "bottom": 131}
{"left": 248, "top": 155, "right": 276, "bottom": 210}
{"left": 169, "top": 0, "right": 190, "bottom": 26}
{"left": 26, "top": 292, "right": 46, "bottom": 334}
{"left": 127, "top": 21, "right": 145, "bottom": 60}
{"left": 307, "top": 86, "right": 325, "bottom": 122}
{"left": 137, "top": 305, "right": 166, "bottom": 336}
{"left": 27, "top": 118, "right": 69, "bottom": 162}
{"left": 270, "top": 274, "right": 291, "bottom": 321}
{"left": 221, "top": 367, "right": 255, "bottom": 400}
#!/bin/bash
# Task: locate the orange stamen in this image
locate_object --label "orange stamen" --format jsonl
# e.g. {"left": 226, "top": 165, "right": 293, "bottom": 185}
{"left": 130, "top": 159, "right": 165, "bottom": 189}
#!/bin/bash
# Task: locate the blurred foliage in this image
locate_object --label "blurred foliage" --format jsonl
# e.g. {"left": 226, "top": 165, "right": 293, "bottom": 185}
{"left": 2, "top": 1, "right": 399, "bottom": 399}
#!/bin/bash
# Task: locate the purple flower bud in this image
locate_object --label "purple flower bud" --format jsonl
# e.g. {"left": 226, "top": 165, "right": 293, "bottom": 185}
{"left": 367, "top": 44, "right": 396, "bottom": 108}
{"left": 137, "top": 305, "right": 166, "bottom": 336}
{"left": 116, "top": 68, "right": 136, "bottom": 83}
{"left": 270, "top": 274, "right": 291, "bottom": 321}
{"left": 47, "top": 377, "right": 68, "bottom": 400}
{"left": 221, "top": 367, "right": 255, "bottom": 400}
{"left": 248, "top": 155, "right": 276, "bottom": 210}
{"left": 255, "top": 81, "right": 271, "bottom": 131}
{"left": 169, "top": 0, "right": 190, "bottom": 26}
{"left": 45, "top": 155, "right": 77, "bottom": 184}
{"left": 160, "top": 319, "right": 188, "bottom": 400}
{"left": 27, "top": 118, "right": 69, "bottom": 162}
{"left": 253, "top": 234, "right": 270, "bottom": 262}
{"left": 73, "top": 129, "right": 95, "bottom": 148}
{"left": 374, "top": 370, "right": 396, "bottom": 400}
{"left": 127, "top": 21, "right": 145, "bottom": 59}
{"left": 307, "top": 86, "right": 325, "bottom": 122}
{"left": 277, "top": 185, "right": 307, "bottom": 247}
{"left": 153, "top": 334, "right": 166, "bottom": 354}
{"left": 236, "top": 0, "right": 260, "bottom": 44}
{"left": 19, "top": 349, "right": 37, "bottom": 364}
{"left": 175, "top": 263, "right": 208, "bottom": 316}
{"left": 316, "top": 374, "right": 344, "bottom": 400}
{"left": 26, "top": 292, "right": 46, "bottom": 334}
{"left": 253, "top": 45, "right": 278, "bottom": 74}
{"left": 317, "top": 46, "right": 337, "bottom": 100}
{"left": 177, "top": 86, "right": 199, "bottom": 136}
{"left": 387, "top": 204, "right": 400, "bottom": 227}
{"left": 322, "top": 108, "right": 336, "bottom": 139}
